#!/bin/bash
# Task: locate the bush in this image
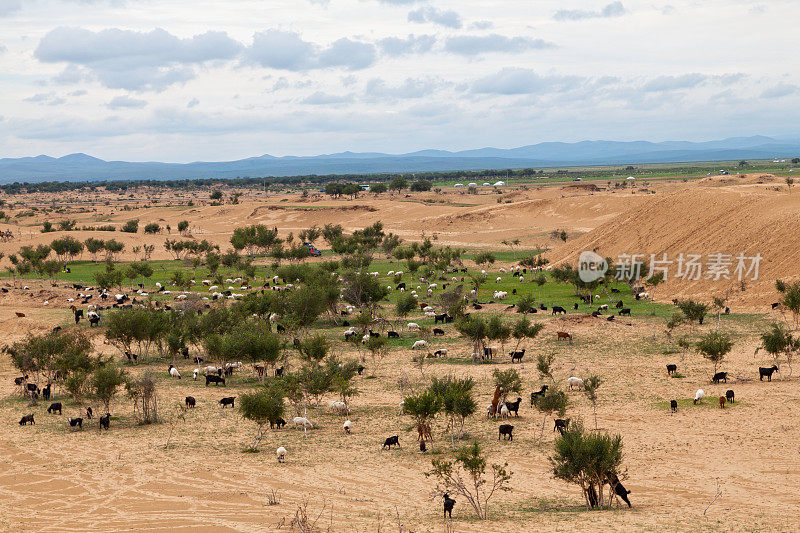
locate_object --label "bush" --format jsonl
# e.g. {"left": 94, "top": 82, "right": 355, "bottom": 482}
{"left": 143, "top": 222, "right": 161, "bottom": 234}
{"left": 550, "top": 419, "right": 625, "bottom": 509}
{"left": 239, "top": 388, "right": 285, "bottom": 451}
{"left": 121, "top": 219, "right": 139, "bottom": 233}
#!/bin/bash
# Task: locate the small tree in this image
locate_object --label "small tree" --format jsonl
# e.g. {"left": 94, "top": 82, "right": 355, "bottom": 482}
{"left": 491, "top": 368, "right": 521, "bottom": 405}
{"left": 364, "top": 336, "right": 388, "bottom": 375}
{"left": 239, "top": 388, "right": 285, "bottom": 451}
{"left": 121, "top": 219, "right": 139, "bottom": 233}
{"left": 535, "top": 387, "right": 568, "bottom": 446}
{"left": 583, "top": 375, "right": 602, "bottom": 430}
{"left": 697, "top": 331, "right": 733, "bottom": 376}
{"left": 550, "top": 419, "right": 624, "bottom": 509}
{"left": 90, "top": 365, "right": 126, "bottom": 414}
{"left": 426, "top": 441, "right": 512, "bottom": 519}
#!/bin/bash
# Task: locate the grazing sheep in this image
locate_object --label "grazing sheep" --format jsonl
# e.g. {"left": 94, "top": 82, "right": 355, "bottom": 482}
{"left": 19, "top": 414, "right": 35, "bottom": 425}
{"left": 693, "top": 389, "right": 705, "bottom": 404}
{"left": 271, "top": 417, "right": 286, "bottom": 429}
{"left": 343, "top": 420, "right": 352, "bottom": 434}
{"left": 726, "top": 390, "right": 735, "bottom": 403}
{"left": 276, "top": 446, "right": 287, "bottom": 463}
{"left": 712, "top": 371, "right": 728, "bottom": 384}
{"left": 68, "top": 417, "right": 83, "bottom": 430}
{"left": 382, "top": 435, "right": 400, "bottom": 449}
{"left": 407, "top": 322, "right": 420, "bottom": 331}
{"left": 168, "top": 365, "right": 181, "bottom": 379}
{"left": 219, "top": 397, "right": 235, "bottom": 408}
{"left": 498, "top": 424, "right": 514, "bottom": 441}
{"left": 567, "top": 377, "right": 584, "bottom": 390}
{"left": 293, "top": 417, "right": 313, "bottom": 429}
{"left": 328, "top": 400, "right": 350, "bottom": 415}
{"left": 443, "top": 493, "right": 455, "bottom": 518}
{"left": 412, "top": 340, "right": 428, "bottom": 350}
{"left": 670, "top": 400, "right": 678, "bottom": 414}
{"left": 47, "top": 402, "right": 62, "bottom": 415}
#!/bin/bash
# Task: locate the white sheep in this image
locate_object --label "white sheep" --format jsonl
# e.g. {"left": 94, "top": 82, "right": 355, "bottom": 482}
{"left": 293, "top": 416, "right": 313, "bottom": 429}
{"left": 362, "top": 333, "right": 371, "bottom": 344}
{"left": 424, "top": 311, "right": 436, "bottom": 317}
{"left": 412, "top": 340, "right": 428, "bottom": 349}
{"left": 276, "top": 446, "right": 287, "bottom": 463}
{"left": 343, "top": 420, "right": 352, "bottom": 434}
{"left": 423, "top": 305, "right": 435, "bottom": 312}
{"left": 398, "top": 400, "right": 405, "bottom": 415}
{"left": 496, "top": 276, "right": 502, "bottom": 283}
{"left": 329, "top": 400, "right": 350, "bottom": 414}
{"left": 567, "top": 376, "right": 584, "bottom": 390}
{"left": 168, "top": 365, "right": 181, "bottom": 379}
{"left": 202, "top": 366, "right": 219, "bottom": 375}
{"left": 500, "top": 404, "right": 510, "bottom": 419}
{"left": 694, "top": 389, "right": 705, "bottom": 404}
{"left": 193, "top": 369, "right": 199, "bottom": 380}
{"left": 407, "top": 322, "right": 420, "bottom": 331}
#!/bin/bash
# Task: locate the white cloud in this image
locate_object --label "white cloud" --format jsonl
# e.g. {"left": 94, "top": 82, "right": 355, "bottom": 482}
{"left": 301, "top": 91, "right": 354, "bottom": 105}
{"left": 0, "top": 0, "right": 21, "bottom": 17}
{"left": 247, "top": 30, "right": 375, "bottom": 71}
{"left": 407, "top": 7, "right": 462, "bottom": 29}
{"left": 445, "top": 34, "right": 555, "bottom": 56}
{"left": 377, "top": 34, "right": 435, "bottom": 57}
{"left": 35, "top": 27, "right": 243, "bottom": 91}
{"left": 471, "top": 68, "right": 583, "bottom": 95}
{"left": 761, "top": 84, "right": 798, "bottom": 99}
{"left": 107, "top": 95, "right": 147, "bottom": 109}
{"left": 554, "top": 2, "right": 626, "bottom": 21}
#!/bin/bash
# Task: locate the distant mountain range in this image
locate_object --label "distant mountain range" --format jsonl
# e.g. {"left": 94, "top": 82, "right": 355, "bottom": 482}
{"left": 1, "top": 135, "right": 799, "bottom": 182}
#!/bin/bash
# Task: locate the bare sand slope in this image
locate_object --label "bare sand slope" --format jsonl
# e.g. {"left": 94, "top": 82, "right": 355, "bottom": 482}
{"left": 548, "top": 183, "right": 800, "bottom": 308}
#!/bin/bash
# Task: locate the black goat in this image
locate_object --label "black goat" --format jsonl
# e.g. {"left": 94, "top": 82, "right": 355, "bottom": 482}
{"left": 99, "top": 413, "right": 110, "bottom": 430}
{"left": 205, "top": 375, "right": 225, "bottom": 386}
{"left": 219, "top": 397, "right": 235, "bottom": 408}
{"left": 47, "top": 402, "right": 62, "bottom": 415}
{"left": 670, "top": 400, "right": 678, "bottom": 413}
{"left": 19, "top": 414, "right": 35, "bottom": 425}
{"left": 712, "top": 371, "right": 728, "bottom": 384}
{"left": 554, "top": 418, "right": 571, "bottom": 435}
{"left": 666, "top": 364, "right": 677, "bottom": 375}
{"left": 68, "top": 417, "right": 83, "bottom": 429}
{"left": 498, "top": 424, "right": 514, "bottom": 441}
{"left": 185, "top": 396, "right": 196, "bottom": 408}
{"left": 759, "top": 365, "right": 778, "bottom": 381}
{"left": 443, "top": 493, "right": 455, "bottom": 518}
{"left": 504, "top": 397, "right": 522, "bottom": 417}
{"left": 382, "top": 435, "right": 400, "bottom": 450}
{"left": 530, "top": 385, "right": 548, "bottom": 406}
{"left": 510, "top": 349, "right": 525, "bottom": 363}
{"left": 270, "top": 417, "right": 286, "bottom": 429}
{"left": 726, "top": 390, "right": 735, "bottom": 403}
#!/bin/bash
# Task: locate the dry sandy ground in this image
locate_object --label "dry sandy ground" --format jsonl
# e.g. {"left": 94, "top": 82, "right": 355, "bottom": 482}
{"left": 1, "top": 177, "right": 800, "bottom": 531}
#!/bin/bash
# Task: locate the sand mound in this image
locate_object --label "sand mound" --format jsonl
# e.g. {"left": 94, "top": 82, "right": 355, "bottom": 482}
{"left": 547, "top": 185, "right": 800, "bottom": 308}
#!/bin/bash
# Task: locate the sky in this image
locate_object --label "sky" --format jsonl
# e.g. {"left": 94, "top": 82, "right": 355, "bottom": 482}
{"left": 0, "top": 0, "right": 799, "bottom": 162}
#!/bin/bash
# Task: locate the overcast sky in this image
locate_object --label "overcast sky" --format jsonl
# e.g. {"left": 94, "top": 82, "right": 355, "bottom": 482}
{"left": 0, "top": 0, "right": 798, "bottom": 161}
